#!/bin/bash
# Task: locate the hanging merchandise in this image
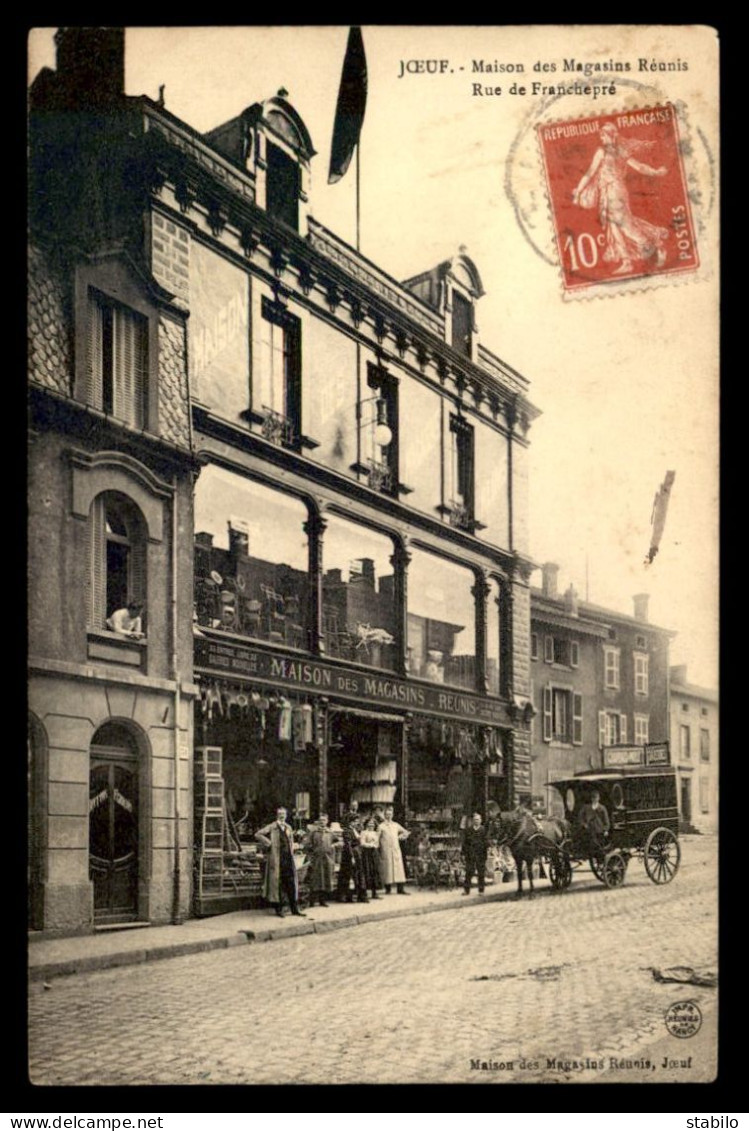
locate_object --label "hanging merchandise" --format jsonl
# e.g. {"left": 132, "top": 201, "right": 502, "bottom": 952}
{"left": 292, "top": 704, "right": 313, "bottom": 752}
{"left": 278, "top": 697, "right": 293, "bottom": 741}
{"left": 205, "top": 683, "right": 224, "bottom": 721}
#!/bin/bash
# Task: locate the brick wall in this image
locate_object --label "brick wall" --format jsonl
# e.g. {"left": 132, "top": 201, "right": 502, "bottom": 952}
{"left": 151, "top": 211, "right": 189, "bottom": 305}
{"left": 28, "top": 244, "right": 71, "bottom": 396}
{"left": 159, "top": 315, "right": 190, "bottom": 449}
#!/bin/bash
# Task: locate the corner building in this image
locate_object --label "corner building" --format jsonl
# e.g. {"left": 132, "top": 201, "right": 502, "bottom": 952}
{"left": 29, "top": 28, "right": 539, "bottom": 923}
{"left": 28, "top": 30, "right": 197, "bottom": 933}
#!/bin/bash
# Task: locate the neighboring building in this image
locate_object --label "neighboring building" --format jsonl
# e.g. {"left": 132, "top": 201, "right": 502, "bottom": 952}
{"left": 669, "top": 665, "right": 718, "bottom": 833}
{"left": 29, "top": 28, "right": 540, "bottom": 925}
{"left": 530, "top": 564, "right": 673, "bottom": 818}
{"left": 28, "top": 30, "right": 198, "bottom": 933}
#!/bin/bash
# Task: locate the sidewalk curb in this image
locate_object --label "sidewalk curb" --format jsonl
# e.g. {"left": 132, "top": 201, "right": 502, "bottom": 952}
{"left": 29, "top": 885, "right": 525, "bottom": 983}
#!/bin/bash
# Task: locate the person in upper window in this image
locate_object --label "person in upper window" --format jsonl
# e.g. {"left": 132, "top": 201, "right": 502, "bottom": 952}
{"left": 107, "top": 600, "right": 144, "bottom": 639}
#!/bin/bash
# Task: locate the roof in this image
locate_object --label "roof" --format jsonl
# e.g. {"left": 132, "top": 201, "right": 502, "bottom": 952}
{"left": 670, "top": 680, "right": 718, "bottom": 704}
{"left": 530, "top": 588, "right": 675, "bottom": 638}
{"left": 549, "top": 766, "right": 677, "bottom": 790}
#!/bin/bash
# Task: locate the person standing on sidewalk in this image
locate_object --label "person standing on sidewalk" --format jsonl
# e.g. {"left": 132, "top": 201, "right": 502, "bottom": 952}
{"left": 378, "top": 805, "right": 410, "bottom": 894}
{"left": 360, "top": 816, "right": 382, "bottom": 900}
{"left": 256, "top": 807, "right": 305, "bottom": 918}
{"left": 462, "top": 811, "right": 488, "bottom": 895}
{"left": 306, "top": 813, "right": 339, "bottom": 907}
{"left": 337, "top": 809, "right": 367, "bottom": 904}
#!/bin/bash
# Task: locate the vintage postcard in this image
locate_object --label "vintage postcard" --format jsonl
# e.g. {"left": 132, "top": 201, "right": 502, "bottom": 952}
{"left": 27, "top": 25, "right": 719, "bottom": 1088}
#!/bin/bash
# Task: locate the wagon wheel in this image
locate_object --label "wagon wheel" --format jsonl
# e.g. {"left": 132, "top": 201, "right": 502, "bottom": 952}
{"left": 602, "top": 850, "right": 627, "bottom": 889}
{"left": 644, "top": 827, "right": 681, "bottom": 884}
{"left": 548, "top": 851, "right": 573, "bottom": 890}
{"left": 589, "top": 855, "right": 605, "bottom": 883}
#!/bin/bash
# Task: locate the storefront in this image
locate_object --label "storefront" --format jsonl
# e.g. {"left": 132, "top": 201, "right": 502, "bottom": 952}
{"left": 192, "top": 632, "right": 514, "bottom": 914}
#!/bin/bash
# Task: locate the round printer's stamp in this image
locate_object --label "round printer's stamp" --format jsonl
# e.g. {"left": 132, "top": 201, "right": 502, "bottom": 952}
{"left": 664, "top": 1000, "right": 703, "bottom": 1039}
{"left": 536, "top": 104, "right": 699, "bottom": 294}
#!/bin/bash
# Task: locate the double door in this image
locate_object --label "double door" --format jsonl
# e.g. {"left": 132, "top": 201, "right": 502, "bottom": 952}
{"left": 89, "top": 747, "right": 139, "bottom": 923}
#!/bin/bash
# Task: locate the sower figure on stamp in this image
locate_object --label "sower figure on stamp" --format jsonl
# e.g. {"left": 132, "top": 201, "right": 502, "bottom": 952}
{"left": 462, "top": 811, "right": 489, "bottom": 895}
{"left": 572, "top": 122, "right": 669, "bottom": 276}
{"left": 378, "top": 805, "right": 410, "bottom": 895}
{"left": 306, "top": 813, "right": 339, "bottom": 908}
{"left": 256, "top": 806, "right": 305, "bottom": 918}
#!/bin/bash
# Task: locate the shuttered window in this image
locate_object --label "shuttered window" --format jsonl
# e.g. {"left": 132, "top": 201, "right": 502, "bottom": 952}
{"left": 544, "top": 685, "right": 581, "bottom": 744}
{"left": 87, "top": 291, "right": 147, "bottom": 428}
{"left": 572, "top": 693, "right": 583, "bottom": 745}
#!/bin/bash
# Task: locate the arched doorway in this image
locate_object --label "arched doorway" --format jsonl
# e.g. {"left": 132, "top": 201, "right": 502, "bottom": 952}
{"left": 89, "top": 721, "right": 140, "bottom": 923}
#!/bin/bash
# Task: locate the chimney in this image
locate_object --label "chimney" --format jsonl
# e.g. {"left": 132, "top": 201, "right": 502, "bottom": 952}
{"left": 541, "top": 563, "right": 559, "bottom": 599}
{"left": 633, "top": 593, "right": 650, "bottom": 622}
{"left": 228, "top": 517, "right": 250, "bottom": 564}
{"left": 195, "top": 532, "right": 214, "bottom": 549}
{"left": 54, "top": 27, "right": 125, "bottom": 109}
{"left": 564, "top": 584, "right": 579, "bottom": 616}
{"left": 670, "top": 664, "right": 688, "bottom": 686}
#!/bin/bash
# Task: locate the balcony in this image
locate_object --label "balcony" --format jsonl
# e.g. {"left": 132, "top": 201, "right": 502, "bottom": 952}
{"left": 260, "top": 406, "right": 296, "bottom": 448}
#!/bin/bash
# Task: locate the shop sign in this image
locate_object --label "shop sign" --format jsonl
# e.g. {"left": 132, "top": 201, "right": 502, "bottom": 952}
{"left": 603, "top": 744, "right": 645, "bottom": 768}
{"left": 645, "top": 741, "right": 670, "bottom": 765}
{"left": 194, "top": 636, "right": 512, "bottom": 727}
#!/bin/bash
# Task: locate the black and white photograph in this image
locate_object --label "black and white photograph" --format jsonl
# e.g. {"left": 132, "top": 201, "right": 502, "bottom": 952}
{"left": 27, "top": 25, "right": 719, "bottom": 1087}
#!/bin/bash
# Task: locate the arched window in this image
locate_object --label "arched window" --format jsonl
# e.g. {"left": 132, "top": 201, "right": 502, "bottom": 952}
{"left": 89, "top": 492, "right": 147, "bottom": 631}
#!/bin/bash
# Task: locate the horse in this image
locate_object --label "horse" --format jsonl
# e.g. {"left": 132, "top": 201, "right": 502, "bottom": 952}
{"left": 490, "top": 810, "right": 570, "bottom": 898}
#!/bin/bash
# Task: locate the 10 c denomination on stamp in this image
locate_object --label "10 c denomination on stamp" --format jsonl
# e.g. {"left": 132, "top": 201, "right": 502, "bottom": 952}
{"left": 537, "top": 104, "right": 698, "bottom": 294}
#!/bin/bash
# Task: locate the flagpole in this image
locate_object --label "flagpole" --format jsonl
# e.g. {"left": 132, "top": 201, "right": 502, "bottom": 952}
{"left": 356, "top": 140, "right": 361, "bottom": 253}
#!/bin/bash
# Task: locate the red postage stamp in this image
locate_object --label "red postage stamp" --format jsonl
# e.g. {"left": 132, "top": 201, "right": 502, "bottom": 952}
{"left": 537, "top": 105, "right": 698, "bottom": 294}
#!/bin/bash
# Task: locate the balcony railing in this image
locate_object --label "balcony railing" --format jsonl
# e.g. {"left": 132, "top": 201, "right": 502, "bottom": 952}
{"left": 448, "top": 499, "right": 472, "bottom": 531}
{"left": 366, "top": 458, "right": 393, "bottom": 493}
{"left": 261, "top": 406, "right": 295, "bottom": 447}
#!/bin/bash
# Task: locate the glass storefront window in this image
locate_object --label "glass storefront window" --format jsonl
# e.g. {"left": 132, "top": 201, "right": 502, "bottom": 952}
{"left": 194, "top": 465, "right": 309, "bottom": 647}
{"left": 487, "top": 577, "right": 501, "bottom": 697}
{"left": 407, "top": 549, "right": 476, "bottom": 690}
{"left": 322, "top": 515, "right": 397, "bottom": 671}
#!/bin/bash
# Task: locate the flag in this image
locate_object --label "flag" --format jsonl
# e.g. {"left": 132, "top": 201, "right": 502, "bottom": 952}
{"left": 645, "top": 470, "right": 676, "bottom": 565}
{"left": 328, "top": 27, "right": 367, "bottom": 184}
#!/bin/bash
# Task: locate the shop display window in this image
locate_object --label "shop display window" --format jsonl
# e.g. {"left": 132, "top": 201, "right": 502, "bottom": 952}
{"left": 194, "top": 466, "right": 309, "bottom": 647}
{"left": 407, "top": 548, "right": 476, "bottom": 691}
{"left": 322, "top": 515, "right": 397, "bottom": 671}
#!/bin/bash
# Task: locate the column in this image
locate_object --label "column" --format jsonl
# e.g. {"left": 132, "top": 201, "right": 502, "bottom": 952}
{"left": 316, "top": 698, "right": 328, "bottom": 815}
{"left": 472, "top": 570, "right": 490, "bottom": 696}
{"left": 304, "top": 505, "right": 327, "bottom": 656}
{"left": 390, "top": 537, "right": 411, "bottom": 678}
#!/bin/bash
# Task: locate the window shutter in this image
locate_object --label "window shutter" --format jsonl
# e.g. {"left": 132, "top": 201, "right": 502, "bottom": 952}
{"left": 531, "top": 633, "right": 538, "bottom": 660}
{"left": 544, "top": 635, "right": 554, "bottom": 663}
{"left": 129, "top": 520, "right": 147, "bottom": 623}
{"left": 87, "top": 293, "right": 104, "bottom": 409}
{"left": 598, "top": 710, "right": 607, "bottom": 749}
{"left": 543, "top": 686, "right": 552, "bottom": 742}
{"left": 134, "top": 314, "right": 148, "bottom": 428}
{"left": 571, "top": 640, "right": 579, "bottom": 667}
{"left": 89, "top": 495, "right": 106, "bottom": 629}
{"left": 573, "top": 693, "right": 583, "bottom": 745}
{"left": 620, "top": 714, "right": 627, "bottom": 743}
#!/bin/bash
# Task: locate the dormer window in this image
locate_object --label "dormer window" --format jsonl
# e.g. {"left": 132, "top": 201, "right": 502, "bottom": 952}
{"left": 451, "top": 291, "right": 473, "bottom": 358}
{"left": 266, "top": 142, "right": 300, "bottom": 230}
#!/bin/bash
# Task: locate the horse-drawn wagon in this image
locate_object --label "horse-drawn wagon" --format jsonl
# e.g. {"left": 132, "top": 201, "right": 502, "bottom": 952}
{"left": 547, "top": 745, "right": 681, "bottom": 890}
{"left": 492, "top": 743, "right": 681, "bottom": 896}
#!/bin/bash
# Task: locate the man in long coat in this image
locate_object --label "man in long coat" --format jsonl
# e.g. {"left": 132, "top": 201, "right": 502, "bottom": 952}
{"left": 378, "top": 804, "right": 410, "bottom": 894}
{"left": 256, "top": 807, "right": 303, "bottom": 917}
{"left": 462, "top": 811, "right": 489, "bottom": 895}
{"left": 306, "top": 813, "right": 339, "bottom": 907}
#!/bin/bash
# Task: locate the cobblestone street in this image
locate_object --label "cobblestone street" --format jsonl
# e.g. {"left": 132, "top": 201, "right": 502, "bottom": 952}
{"left": 29, "top": 837, "right": 717, "bottom": 1086}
